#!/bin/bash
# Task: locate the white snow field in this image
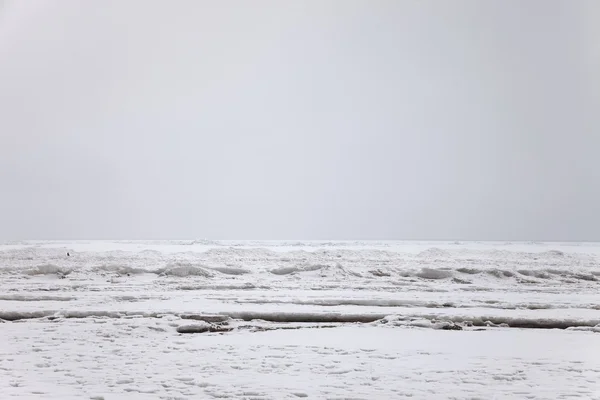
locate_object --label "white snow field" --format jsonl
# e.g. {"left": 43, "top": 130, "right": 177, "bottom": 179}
{"left": 1, "top": 240, "right": 600, "bottom": 399}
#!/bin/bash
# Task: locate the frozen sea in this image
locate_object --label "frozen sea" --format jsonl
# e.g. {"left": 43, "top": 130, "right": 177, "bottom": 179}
{"left": 1, "top": 240, "right": 600, "bottom": 399}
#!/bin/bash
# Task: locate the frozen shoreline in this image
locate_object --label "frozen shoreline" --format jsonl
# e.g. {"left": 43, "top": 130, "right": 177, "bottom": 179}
{"left": 1, "top": 241, "right": 599, "bottom": 398}
{"left": 2, "top": 320, "right": 600, "bottom": 400}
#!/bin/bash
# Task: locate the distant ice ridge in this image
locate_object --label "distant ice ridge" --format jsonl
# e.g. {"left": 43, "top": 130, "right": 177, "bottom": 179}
{"left": 0, "top": 243, "right": 598, "bottom": 288}
{"left": 1, "top": 261, "right": 598, "bottom": 287}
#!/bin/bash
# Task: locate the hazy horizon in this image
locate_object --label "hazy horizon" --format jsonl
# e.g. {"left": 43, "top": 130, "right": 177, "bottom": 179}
{"left": 0, "top": 237, "right": 600, "bottom": 244}
{"left": 1, "top": 1, "right": 599, "bottom": 241}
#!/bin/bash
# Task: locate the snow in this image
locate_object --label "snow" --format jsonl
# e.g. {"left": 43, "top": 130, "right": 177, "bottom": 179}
{"left": 2, "top": 320, "right": 600, "bottom": 399}
{"left": 1, "top": 240, "right": 600, "bottom": 399}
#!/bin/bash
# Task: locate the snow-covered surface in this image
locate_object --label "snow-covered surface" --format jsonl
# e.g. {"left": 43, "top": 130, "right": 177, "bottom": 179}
{"left": 1, "top": 240, "right": 600, "bottom": 399}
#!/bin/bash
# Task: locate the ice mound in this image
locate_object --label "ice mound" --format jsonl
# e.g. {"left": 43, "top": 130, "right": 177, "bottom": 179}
{"left": 180, "top": 314, "right": 230, "bottom": 323}
{"left": 209, "top": 266, "right": 250, "bottom": 275}
{"left": 270, "top": 264, "right": 326, "bottom": 275}
{"left": 517, "top": 270, "right": 551, "bottom": 279}
{"left": 95, "top": 264, "right": 149, "bottom": 275}
{"left": 159, "top": 263, "right": 214, "bottom": 277}
{"left": 25, "top": 264, "right": 72, "bottom": 276}
{"left": 270, "top": 266, "right": 301, "bottom": 275}
{"left": 566, "top": 324, "right": 600, "bottom": 333}
{"left": 377, "top": 315, "right": 462, "bottom": 330}
{"left": 376, "top": 314, "right": 600, "bottom": 330}
{"left": 222, "top": 311, "right": 386, "bottom": 323}
{"left": 542, "top": 250, "right": 565, "bottom": 257}
{"left": 176, "top": 322, "right": 232, "bottom": 333}
{"left": 573, "top": 273, "right": 597, "bottom": 282}
{"left": 375, "top": 314, "right": 600, "bottom": 332}
{"left": 456, "top": 267, "right": 480, "bottom": 275}
{"left": 268, "top": 263, "right": 360, "bottom": 278}
{"left": 486, "top": 269, "right": 515, "bottom": 278}
{"left": 416, "top": 267, "right": 453, "bottom": 279}
{"left": 418, "top": 247, "right": 451, "bottom": 258}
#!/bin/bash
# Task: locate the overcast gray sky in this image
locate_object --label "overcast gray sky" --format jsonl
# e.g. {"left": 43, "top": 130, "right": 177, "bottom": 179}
{"left": 0, "top": 0, "right": 598, "bottom": 241}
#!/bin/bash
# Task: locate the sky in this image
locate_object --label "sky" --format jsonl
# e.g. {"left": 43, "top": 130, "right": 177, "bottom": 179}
{"left": 0, "top": 0, "right": 599, "bottom": 241}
